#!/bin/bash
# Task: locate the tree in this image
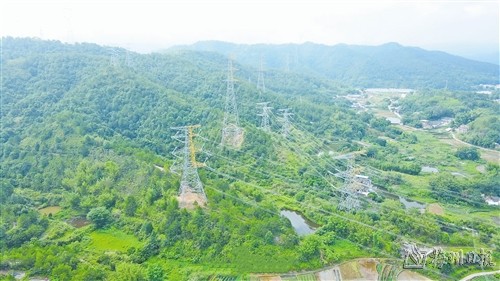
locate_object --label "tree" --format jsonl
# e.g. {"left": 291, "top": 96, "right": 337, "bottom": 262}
{"left": 87, "top": 207, "right": 111, "bottom": 229}
{"left": 147, "top": 185, "right": 162, "bottom": 204}
{"left": 298, "top": 235, "right": 322, "bottom": 261}
{"left": 366, "top": 147, "right": 378, "bottom": 158}
{"left": 0, "top": 179, "right": 14, "bottom": 203}
{"left": 440, "top": 263, "right": 453, "bottom": 275}
{"left": 108, "top": 263, "right": 147, "bottom": 281}
{"left": 99, "top": 193, "right": 117, "bottom": 209}
{"left": 282, "top": 233, "right": 299, "bottom": 248}
{"left": 455, "top": 147, "right": 480, "bottom": 160}
{"left": 147, "top": 264, "right": 165, "bottom": 281}
{"left": 68, "top": 193, "right": 81, "bottom": 209}
{"left": 140, "top": 221, "right": 153, "bottom": 237}
{"left": 429, "top": 174, "right": 467, "bottom": 205}
{"left": 124, "top": 196, "right": 138, "bottom": 216}
{"left": 72, "top": 264, "right": 106, "bottom": 281}
{"left": 143, "top": 233, "right": 161, "bottom": 258}
{"left": 52, "top": 264, "right": 73, "bottom": 281}
{"left": 264, "top": 231, "right": 274, "bottom": 245}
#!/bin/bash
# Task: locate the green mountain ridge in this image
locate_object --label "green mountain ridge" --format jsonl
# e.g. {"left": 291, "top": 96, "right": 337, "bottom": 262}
{"left": 170, "top": 40, "right": 499, "bottom": 90}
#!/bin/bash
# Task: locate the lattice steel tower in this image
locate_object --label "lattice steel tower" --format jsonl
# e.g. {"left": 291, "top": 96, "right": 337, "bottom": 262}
{"left": 278, "top": 108, "right": 293, "bottom": 138}
{"left": 108, "top": 48, "right": 120, "bottom": 67}
{"left": 337, "top": 157, "right": 361, "bottom": 212}
{"left": 257, "top": 102, "right": 273, "bottom": 132}
{"left": 221, "top": 60, "right": 244, "bottom": 148}
{"left": 171, "top": 125, "right": 207, "bottom": 208}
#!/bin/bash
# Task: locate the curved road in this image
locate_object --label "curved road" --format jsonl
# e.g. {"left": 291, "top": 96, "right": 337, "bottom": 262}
{"left": 459, "top": 270, "right": 500, "bottom": 281}
{"left": 450, "top": 132, "right": 499, "bottom": 154}
{"left": 386, "top": 98, "right": 499, "bottom": 157}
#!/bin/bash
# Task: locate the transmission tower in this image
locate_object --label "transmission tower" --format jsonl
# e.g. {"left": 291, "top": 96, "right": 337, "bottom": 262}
{"left": 337, "top": 157, "right": 362, "bottom": 212}
{"left": 171, "top": 125, "right": 207, "bottom": 208}
{"left": 108, "top": 48, "right": 120, "bottom": 67}
{"left": 124, "top": 45, "right": 132, "bottom": 68}
{"left": 221, "top": 59, "right": 244, "bottom": 148}
{"left": 278, "top": 108, "right": 293, "bottom": 138}
{"left": 257, "top": 102, "right": 273, "bottom": 132}
{"left": 125, "top": 50, "right": 132, "bottom": 68}
{"left": 257, "top": 58, "right": 266, "bottom": 96}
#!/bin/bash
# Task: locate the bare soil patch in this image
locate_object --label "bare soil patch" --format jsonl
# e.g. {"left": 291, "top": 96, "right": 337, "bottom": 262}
{"left": 427, "top": 203, "right": 444, "bottom": 215}
{"left": 178, "top": 191, "right": 207, "bottom": 209}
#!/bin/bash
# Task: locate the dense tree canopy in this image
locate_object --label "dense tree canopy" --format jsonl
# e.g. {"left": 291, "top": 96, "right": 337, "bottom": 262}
{"left": 0, "top": 38, "right": 498, "bottom": 280}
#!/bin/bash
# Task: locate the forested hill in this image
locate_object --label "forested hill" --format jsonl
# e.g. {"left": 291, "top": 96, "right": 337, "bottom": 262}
{"left": 0, "top": 37, "right": 384, "bottom": 278}
{"left": 170, "top": 41, "right": 500, "bottom": 90}
{"left": 1, "top": 37, "right": 350, "bottom": 138}
{"left": 1, "top": 37, "right": 499, "bottom": 280}
{"left": 1, "top": 37, "right": 357, "bottom": 197}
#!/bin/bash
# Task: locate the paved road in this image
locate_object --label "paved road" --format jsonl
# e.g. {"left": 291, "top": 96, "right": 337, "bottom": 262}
{"left": 450, "top": 132, "right": 499, "bottom": 154}
{"left": 459, "top": 270, "right": 500, "bottom": 281}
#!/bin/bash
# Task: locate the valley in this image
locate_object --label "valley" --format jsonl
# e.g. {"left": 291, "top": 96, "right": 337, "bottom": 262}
{"left": 0, "top": 38, "right": 498, "bottom": 281}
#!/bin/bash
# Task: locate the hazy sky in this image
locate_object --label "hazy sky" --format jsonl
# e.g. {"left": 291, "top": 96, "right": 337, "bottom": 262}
{"left": 1, "top": 0, "right": 499, "bottom": 62}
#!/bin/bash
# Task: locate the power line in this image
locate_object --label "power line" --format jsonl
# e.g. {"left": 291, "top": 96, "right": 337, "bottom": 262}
{"left": 204, "top": 162, "right": 490, "bottom": 281}
{"left": 284, "top": 121, "right": 492, "bottom": 231}
{"left": 289, "top": 116, "right": 489, "bottom": 207}
{"left": 201, "top": 180, "right": 448, "bottom": 281}
{"left": 183, "top": 127, "right": 485, "bottom": 250}
{"left": 266, "top": 120, "right": 485, "bottom": 235}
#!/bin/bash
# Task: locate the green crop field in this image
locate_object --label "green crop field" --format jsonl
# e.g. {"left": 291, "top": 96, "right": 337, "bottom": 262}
{"left": 89, "top": 228, "right": 143, "bottom": 252}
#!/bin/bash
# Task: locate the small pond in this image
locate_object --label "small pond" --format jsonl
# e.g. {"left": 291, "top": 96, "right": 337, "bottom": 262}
{"left": 280, "top": 210, "right": 317, "bottom": 236}
{"left": 399, "top": 196, "right": 426, "bottom": 210}
{"left": 386, "top": 117, "right": 401, "bottom": 125}
{"left": 381, "top": 191, "right": 426, "bottom": 212}
{"left": 421, "top": 166, "right": 439, "bottom": 173}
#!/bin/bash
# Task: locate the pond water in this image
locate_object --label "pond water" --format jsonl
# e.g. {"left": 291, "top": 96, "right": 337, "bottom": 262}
{"left": 421, "top": 166, "right": 439, "bottom": 173}
{"left": 381, "top": 191, "right": 426, "bottom": 212}
{"left": 399, "top": 196, "right": 426, "bottom": 210}
{"left": 386, "top": 117, "right": 401, "bottom": 125}
{"left": 280, "top": 210, "right": 317, "bottom": 236}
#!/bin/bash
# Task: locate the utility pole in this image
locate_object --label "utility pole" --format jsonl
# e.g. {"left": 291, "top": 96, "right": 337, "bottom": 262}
{"left": 257, "top": 102, "right": 273, "bottom": 132}
{"left": 278, "top": 108, "right": 293, "bottom": 138}
{"left": 171, "top": 125, "right": 207, "bottom": 208}
{"left": 257, "top": 58, "right": 265, "bottom": 96}
{"left": 221, "top": 59, "right": 244, "bottom": 148}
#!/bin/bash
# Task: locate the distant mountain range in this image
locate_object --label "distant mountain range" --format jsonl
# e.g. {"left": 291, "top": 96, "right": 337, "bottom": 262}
{"left": 170, "top": 41, "right": 499, "bottom": 90}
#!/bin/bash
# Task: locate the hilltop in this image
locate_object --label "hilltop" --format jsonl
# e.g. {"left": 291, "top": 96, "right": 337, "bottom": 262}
{"left": 170, "top": 40, "right": 499, "bottom": 90}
